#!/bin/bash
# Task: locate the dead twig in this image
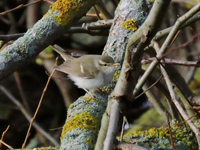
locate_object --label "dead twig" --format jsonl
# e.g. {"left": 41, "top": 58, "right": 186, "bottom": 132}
{"left": 22, "top": 57, "right": 58, "bottom": 148}
{"left": 0, "top": 125, "right": 10, "bottom": 148}
{"left": 166, "top": 111, "right": 176, "bottom": 150}
{"left": 120, "top": 116, "right": 128, "bottom": 142}
{"left": 135, "top": 75, "right": 163, "bottom": 99}
{"left": 0, "top": 0, "right": 42, "bottom": 15}
{"left": 0, "top": 139, "right": 15, "bottom": 150}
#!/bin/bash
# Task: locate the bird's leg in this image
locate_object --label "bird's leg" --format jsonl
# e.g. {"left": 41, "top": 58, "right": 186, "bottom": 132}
{"left": 83, "top": 88, "right": 96, "bottom": 99}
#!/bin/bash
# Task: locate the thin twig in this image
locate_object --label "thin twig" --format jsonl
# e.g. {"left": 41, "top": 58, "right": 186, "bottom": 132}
{"left": 0, "top": 125, "right": 10, "bottom": 148}
{"left": 0, "top": 19, "right": 113, "bottom": 42}
{"left": 170, "top": 30, "right": 180, "bottom": 47}
{"left": 174, "top": 113, "right": 197, "bottom": 127}
{"left": 143, "top": 83, "right": 170, "bottom": 118}
{"left": 14, "top": 72, "right": 31, "bottom": 114}
{"left": 86, "top": 13, "right": 101, "bottom": 18}
{"left": 0, "top": 0, "right": 42, "bottom": 15}
{"left": 95, "top": 0, "right": 113, "bottom": 19}
{"left": 93, "top": 5, "right": 101, "bottom": 20}
{"left": 120, "top": 116, "right": 127, "bottom": 142}
{"left": 159, "top": 32, "right": 200, "bottom": 59}
{"left": 166, "top": 111, "right": 176, "bottom": 150}
{"left": 22, "top": 57, "right": 58, "bottom": 148}
{"left": 141, "top": 70, "right": 178, "bottom": 119}
{"left": 142, "top": 57, "right": 200, "bottom": 67}
{"left": 134, "top": 2, "right": 200, "bottom": 96}
{"left": 135, "top": 75, "right": 163, "bottom": 99}
{"left": 0, "top": 139, "right": 15, "bottom": 150}
{"left": 193, "top": 106, "right": 200, "bottom": 109}
{"left": 154, "top": 12, "right": 200, "bottom": 41}
{"left": 154, "top": 42, "right": 200, "bottom": 148}
{"left": 161, "top": 63, "right": 200, "bottom": 146}
{"left": 0, "top": 85, "right": 59, "bottom": 146}
{"left": 43, "top": 0, "right": 54, "bottom": 4}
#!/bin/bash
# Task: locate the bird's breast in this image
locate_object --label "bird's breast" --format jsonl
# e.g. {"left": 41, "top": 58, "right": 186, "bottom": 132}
{"left": 68, "top": 71, "right": 113, "bottom": 90}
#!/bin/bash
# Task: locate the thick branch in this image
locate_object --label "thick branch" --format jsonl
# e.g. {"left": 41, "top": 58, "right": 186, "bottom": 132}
{"left": 104, "top": 0, "right": 171, "bottom": 149}
{"left": 0, "top": 0, "right": 96, "bottom": 80}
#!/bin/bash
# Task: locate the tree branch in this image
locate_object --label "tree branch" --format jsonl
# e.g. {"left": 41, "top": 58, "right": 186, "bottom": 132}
{"left": 0, "top": 0, "right": 96, "bottom": 81}
{"left": 134, "top": 2, "right": 200, "bottom": 96}
{"left": 104, "top": 0, "right": 171, "bottom": 149}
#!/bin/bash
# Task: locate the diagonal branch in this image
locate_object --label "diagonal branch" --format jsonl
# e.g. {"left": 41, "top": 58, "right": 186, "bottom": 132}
{"left": 134, "top": 2, "right": 200, "bottom": 96}
{"left": 103, "top": 0, "right": 171, "bottom": 149}
{"left": 153, "top": 42, "right": 200, "bottom": 148}
{"left": 0, "top": 0, "right": 96, "bottom": 81}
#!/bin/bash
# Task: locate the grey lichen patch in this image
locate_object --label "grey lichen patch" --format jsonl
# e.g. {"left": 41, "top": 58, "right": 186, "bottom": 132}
{"left": 1, "top": 16, "right": 60, "bottom": 60}
{"left": 61, "top": 87, "right": 112, "bottom": 149}
{"left": 67, "top": 95, "right": 106, "bottom": 119}
{"left": 120, "top": 126, "right": 197, "bottom": 150}
{"left": 50, "top": 10, "right": 60, "bottom": 17}
{"left": 0, "top": 14, "right": 65, "bottom": 80}
{"left": 0, "top": 56, "right": 5, "bottom": 68}
{"left": 60, "top": 129, "right": 95, "bottom": 150}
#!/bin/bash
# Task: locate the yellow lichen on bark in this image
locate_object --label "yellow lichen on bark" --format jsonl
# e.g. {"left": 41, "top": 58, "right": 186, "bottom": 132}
{"left": 113, "top": 70, "right": 120, "bottom": 82}
{"left": 61, "top": 112, "right": 99, "bottom": 140}
{"left": 120, "top": 19, "right": 138, "bottom": 31}
{"left": 121, "top": 126, "right": 197, "bottom": 149}
{"left": 83, "top": 96, "right": 94, "bottom": 103}
{"left": 49, "top": 0, "right": 81, "bottom": 26}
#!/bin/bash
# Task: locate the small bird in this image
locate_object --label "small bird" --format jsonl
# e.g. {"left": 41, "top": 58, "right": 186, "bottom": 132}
{"left": 51, "top": 45, "right": 120, "bottom": 95}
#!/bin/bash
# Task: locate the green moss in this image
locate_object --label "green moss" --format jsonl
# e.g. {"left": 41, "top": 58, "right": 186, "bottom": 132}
{"left": 61, "top": 112, "right": 100, "bottom": 140}
{"left": 120, "top": 19, "right": 138, "bottom": 31}
{"left": 120, "top": 125, "right": 197, "bottom": 150}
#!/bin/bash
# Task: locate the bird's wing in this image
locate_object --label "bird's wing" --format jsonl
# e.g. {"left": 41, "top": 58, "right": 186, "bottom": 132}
{"left": 55, "top": 58, "right": 99, "bottom": 79}
{"left": 50, "top": 44, "right": 72, "bottom": 61}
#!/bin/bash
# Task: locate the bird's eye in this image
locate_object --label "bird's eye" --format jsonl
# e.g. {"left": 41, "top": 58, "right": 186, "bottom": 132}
{"left": 104, "top": 64, "right": 107, "bottom": 66}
